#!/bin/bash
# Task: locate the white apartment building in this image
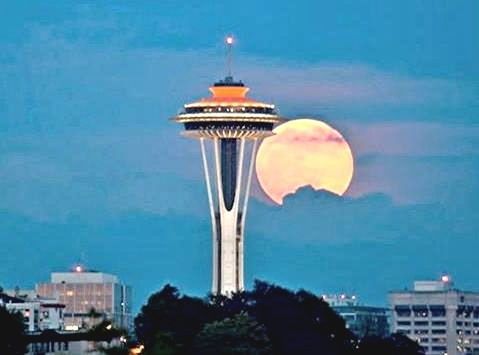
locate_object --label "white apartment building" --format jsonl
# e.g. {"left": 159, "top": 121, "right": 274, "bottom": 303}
{"left": 0, "top": 293, "right": 65, "bottom": 332}
{"left": 36, "top": 266, "right": 132, "bottom": 331}
{"left": 389, "top": 276, "right": 479, "bottom": 355}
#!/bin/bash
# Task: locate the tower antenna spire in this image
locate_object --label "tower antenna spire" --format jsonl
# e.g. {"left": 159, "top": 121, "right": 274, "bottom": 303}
{"left": 225, "top": 35, "right": 234, "bottom": 79}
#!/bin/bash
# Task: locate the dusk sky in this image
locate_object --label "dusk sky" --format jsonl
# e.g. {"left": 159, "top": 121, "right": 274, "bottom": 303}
{"left": 1, "top": 1, "right": 478, "bottom": 310}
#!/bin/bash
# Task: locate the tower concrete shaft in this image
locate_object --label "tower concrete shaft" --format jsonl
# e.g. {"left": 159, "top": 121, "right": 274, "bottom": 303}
{"left": 200, "top": 137, "right": 258, "bottom": 294}
{"left": 175, "top": 78, "right": 281, "bottom": 295}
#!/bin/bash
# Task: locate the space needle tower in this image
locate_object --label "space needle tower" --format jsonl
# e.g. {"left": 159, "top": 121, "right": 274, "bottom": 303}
{"left": 174, "top": 36, "right": 281, "bottom": 295}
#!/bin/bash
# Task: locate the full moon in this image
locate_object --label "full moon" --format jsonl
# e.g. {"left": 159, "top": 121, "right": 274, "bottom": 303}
{"left": 255, "top": 118, "right": 354, "bottom": 204}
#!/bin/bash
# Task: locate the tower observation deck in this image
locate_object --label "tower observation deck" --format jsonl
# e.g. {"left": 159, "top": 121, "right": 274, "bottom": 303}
{"left": 175, "top": 74, "right": 281, "bottom": 295}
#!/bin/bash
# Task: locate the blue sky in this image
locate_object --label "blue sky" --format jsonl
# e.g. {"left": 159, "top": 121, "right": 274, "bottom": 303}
{"left": 0, "top": 1, "right": 478, "bottom": 309}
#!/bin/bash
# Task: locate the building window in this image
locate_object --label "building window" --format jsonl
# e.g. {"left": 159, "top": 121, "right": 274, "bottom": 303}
{"left": 412, "top": 305, "right": 428, "bottom": 318}
{"left": 430, "top": 305, "right": 446, "bottom": 317}
{"left": 414, "top": 311, "right": 428, "bottom": 317}
{"left": 395, "top": 306, "right": 411, "bottom": 317}
{"left": 414, "top": 321, "right": 428, "bottom": 326}
{"left": 414, "top": 329, "right": 429, "bottom": 335}
{"left": 457, "top": 305, "right": 473, "bottom": 318}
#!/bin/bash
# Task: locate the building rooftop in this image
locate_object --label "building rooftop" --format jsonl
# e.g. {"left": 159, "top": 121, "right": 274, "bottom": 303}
{"left": 0, "top": 292, "right": 25, "bottom": 305}
{"left": 41, "top": 265, "right": 120, "bottom": 284}
{"left": 50, "top": 271, "right": 119, "bottom": 284}
{"left": 389, "top": 275, "right": 479, "bottom": 295}
{"left": 413, "top": 280, "right": 452, "bottom": 292}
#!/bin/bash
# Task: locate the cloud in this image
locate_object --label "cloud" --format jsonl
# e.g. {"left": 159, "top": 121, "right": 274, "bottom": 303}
{"left": 243, "top": 61, "right": 464, "bottom": 106}
{"left": 347, "top": 153, "right": 479, "bottom": 205}
{"left": 273, "top": 125, "right": 346, "bottom": 145}
{"left": 0, "top": 209, "right": 213, "bottom": 308}
{"left": 0, "top": 128, "right": 208, "bottom": 221}
{"left": 345, "top": 121, "right": 479, "bottom": 157}
{"left": 337, "top": 121, "right": 479, "bottom": 203}
{"left": 1, "top": 186, "right": 477, "bottom": 308}
{"left": 1, "top": 24, "right": 476, "bottom": 218}
{"left": 245, "top": 186, "right": 478, "bottom": 302}
{"left": 0, "top": 12, "right": 477, "bottom": 224}
{"left": 1, "top": 0, "right": 478, "bottom": 309}
{"left": 249, "top": 186, "right": 460, "bottom": 244}
{"left": 1, "top": 18, "right": 476, "bottom": 136}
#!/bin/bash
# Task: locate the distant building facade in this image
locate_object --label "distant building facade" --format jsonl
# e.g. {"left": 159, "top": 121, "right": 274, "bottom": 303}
{"left": 323, "top": 294, "right": 390, "bottom": 337}
{"left": 36, "top": 266, "right": 132, "bottom": 331}
{"left": 0, "top": 291, "right": 64, "bottom": 332}
{"left": 389, "top": 276, "right": 479, "bottom": 355}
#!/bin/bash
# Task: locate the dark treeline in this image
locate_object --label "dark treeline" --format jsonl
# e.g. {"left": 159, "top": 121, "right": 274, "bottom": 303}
{"left": 0, "top": 306, "right": 26, "bottom": 355}
{"left": 135, "top": 280, "right": 424, "bottom": 355}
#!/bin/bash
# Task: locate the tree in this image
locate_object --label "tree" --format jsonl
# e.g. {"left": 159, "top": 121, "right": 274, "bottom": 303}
{"left": 137, "top": 281, "right": 426, "bottom": 355}
{"left": 357, "top": 333, "right": 424, "bottom": 355}
{"left": 193, "top": 312, "right": 272, "bottom": 355}
{"left": 0, "top": 306, "right": 26, "bottom": 355}
{"left": 145, "top": 332, "right": 181, "bottom": 355}
{"left": 248, "top": 281, "right": 355, "bottom": 355}
{"left": 389, "top": 333, "right": 425, "bottom": 355}
{"left": 88, "top": 320, "right": 125, "bottom": 342}
{"left": 135, "top": 284, "right": 214, "bottom": 354}
{"left": 87, "top": 307, "right": 104, "bottom": 328}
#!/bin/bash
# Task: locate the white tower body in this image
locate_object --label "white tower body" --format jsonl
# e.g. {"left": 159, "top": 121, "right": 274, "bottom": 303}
{"left": 175, "top": 77, "right": 281, "bottom": 295}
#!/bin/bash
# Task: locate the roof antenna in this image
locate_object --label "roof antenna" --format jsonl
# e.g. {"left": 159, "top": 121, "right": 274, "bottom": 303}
{"left": 225, "top": 35, "right": 234, "bottom": 82}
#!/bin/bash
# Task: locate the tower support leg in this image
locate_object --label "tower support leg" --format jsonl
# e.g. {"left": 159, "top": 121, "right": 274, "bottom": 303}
{"left": 198, "top": 138, "right": 255, "bottom": 295}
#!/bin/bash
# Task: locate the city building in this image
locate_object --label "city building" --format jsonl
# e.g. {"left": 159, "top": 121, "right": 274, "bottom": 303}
{"left": 6, "top": 299, "right": 65, "bottom": 332}
{"left": 1, "top": 291, "right": 65, "bottom": 332}
{"left": 389, "top": 276, "right": 479, "bottom": 355}
{"left": 36, "top": 266, "right": 132, "bottom": 331}
{"left": 174, "top": 36, "right": 282, "bottom": 295}
{"left": 323, "top": 294, "right": 390, "bottom": 337}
